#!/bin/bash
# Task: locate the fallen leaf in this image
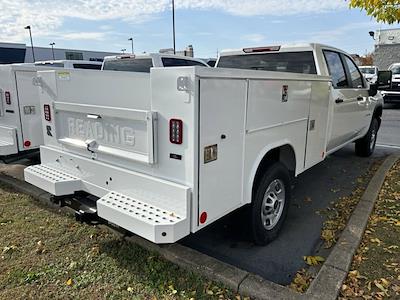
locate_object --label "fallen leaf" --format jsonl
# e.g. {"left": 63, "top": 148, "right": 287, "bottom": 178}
{"left": 370, "top": 238, "right": 382, "bottom": 246}
{"left": 66, "top": 278, "right": 73, "bottom": 286}
{"left": 303, "top": 256, "right": 325, "bottom": 266}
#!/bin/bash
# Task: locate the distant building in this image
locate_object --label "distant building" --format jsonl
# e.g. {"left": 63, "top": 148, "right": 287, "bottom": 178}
{"left": 0, "top": 42, "right": 118, "bottom": 64}
{"left": 372, "top": 29, "right": 400, "bottom": 70}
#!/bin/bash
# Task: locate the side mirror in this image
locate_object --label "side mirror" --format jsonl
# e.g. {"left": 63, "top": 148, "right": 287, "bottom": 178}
{"left": 369, "top": 70, "right": 392, "bottom": 97}
{"left": 369, "top": 83, "right": 378, "bottom": 97}
{"left": 377, "top": 70, "right": 392, "bottom": 89}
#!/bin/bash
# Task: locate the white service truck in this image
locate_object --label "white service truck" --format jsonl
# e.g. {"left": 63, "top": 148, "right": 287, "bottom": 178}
{"left": 25, "top": 44, "right": 390, "bottom": 245}
{"left": 0, "top": 61, "right": 102, "bottom": 158}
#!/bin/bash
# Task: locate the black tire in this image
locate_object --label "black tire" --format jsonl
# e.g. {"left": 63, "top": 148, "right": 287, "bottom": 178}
{"left": 355, "top": 118, "right": 379, "bottom": 157}
{"left": 250, "top": 162, "right": 291, "bottom": 246}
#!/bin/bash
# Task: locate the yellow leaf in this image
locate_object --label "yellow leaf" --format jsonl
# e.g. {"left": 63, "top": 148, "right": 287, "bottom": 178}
{"left": 370, "top": 238, "right": 382, "bottom": 246}
{"left": 66, "top": 278, "right": 73, "bottom": 286}
{"left": 381, "top": 278, "right": 390, "bottom": 288}
{"left": 303, "top": 256, "right": 324, "bottom": 266}
{"left": 375, "top": 282, "right": 388, "bottom": 293}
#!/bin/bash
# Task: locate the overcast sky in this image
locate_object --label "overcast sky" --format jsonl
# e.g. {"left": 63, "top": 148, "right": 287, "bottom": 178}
{"left": 1, "top": 0, "right": 398, "bottom": 57}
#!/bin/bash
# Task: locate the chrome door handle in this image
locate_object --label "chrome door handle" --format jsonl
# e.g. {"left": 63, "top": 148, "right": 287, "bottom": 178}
{"left": 335, "top": 98, "right": 344, "bottom": 104}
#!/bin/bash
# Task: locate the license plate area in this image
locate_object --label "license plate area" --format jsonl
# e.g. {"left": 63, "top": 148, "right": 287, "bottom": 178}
{"left": 54, "top": 102, "right": 157, "bottom": 164}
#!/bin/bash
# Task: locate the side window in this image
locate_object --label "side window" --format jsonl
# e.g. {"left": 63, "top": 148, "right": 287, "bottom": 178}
{"left": 323, "top": 50, "right": 349, "bottom": 88}
{"left": 161, "top": 58, "right": 189, "bottom": 67}
{"left": 343, "top": 56, "right": 364, "bottom": 88}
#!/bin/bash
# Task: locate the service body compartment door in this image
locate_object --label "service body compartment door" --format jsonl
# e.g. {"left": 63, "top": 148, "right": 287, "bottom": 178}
{"left": 16, "top": 71, "right": 43, "bottom": 150}
{"left": 304, "top": 81, "right": 330, "bottom": 169}
{"left": 198, "top": 78, "right": 247, "bottom": 227}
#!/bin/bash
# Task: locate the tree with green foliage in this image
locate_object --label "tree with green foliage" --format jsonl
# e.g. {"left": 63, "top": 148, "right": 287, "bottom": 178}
{"left": 349, "top": 0, "right": 400, "bottom": 24}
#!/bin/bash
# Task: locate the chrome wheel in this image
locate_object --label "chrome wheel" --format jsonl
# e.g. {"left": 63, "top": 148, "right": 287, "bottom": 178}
{"left": 261, "top": 179, "right": 285, "bottom": 230}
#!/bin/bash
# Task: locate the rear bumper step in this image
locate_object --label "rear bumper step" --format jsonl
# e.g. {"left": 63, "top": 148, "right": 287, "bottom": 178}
{"left": 24, "top": 165, "right": 82, "bottom": 196}
{"left": 24, "top": 147, "right": 191, "bottom": 243}
{"left": 97, "top": 192, "right": 187, "bottom": 243}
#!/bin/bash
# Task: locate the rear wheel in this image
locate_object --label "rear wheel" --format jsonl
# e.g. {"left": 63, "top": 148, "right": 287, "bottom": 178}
{"left": 355, "top": 118, "right": 379, "bottom": 157}
{"left": 250, "top": 162, "right": 291, "bottom": 246}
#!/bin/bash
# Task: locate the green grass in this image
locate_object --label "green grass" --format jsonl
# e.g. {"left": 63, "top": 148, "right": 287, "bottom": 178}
{"left": 0, "top": 184, "right": 238, "bottom": 299}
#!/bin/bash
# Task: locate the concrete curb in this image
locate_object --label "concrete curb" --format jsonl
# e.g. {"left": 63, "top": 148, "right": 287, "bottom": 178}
{"left": 0, "top": 152, "right": 398, "bottom": 300}
{"left": 306, "top": 152, "right": 400, "bottom": 300}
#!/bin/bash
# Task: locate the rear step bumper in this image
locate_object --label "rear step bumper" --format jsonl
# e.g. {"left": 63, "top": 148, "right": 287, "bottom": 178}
{"left": 24, "top": 146, "right": 191, "bottom": 244}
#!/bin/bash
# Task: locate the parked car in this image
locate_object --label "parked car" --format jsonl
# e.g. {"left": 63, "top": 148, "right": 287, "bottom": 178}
{"left": 380, "top": 63, "right": 400, "bottom": 103}
{"left": 359, "top": 66, "right": 378, "bottom": 84}
{"left": 0, "top": 60, "right": 102, "bottom": 158}
{"left": 102, "top": 53, "right": 209, "bottom": 72}
{"left": 25, "top": 43, "right": 389, "bottom": 245}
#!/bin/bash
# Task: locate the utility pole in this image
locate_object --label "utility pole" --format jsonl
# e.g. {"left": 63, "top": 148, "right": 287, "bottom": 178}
{"left": 24, "top": 25, "right": 35, "bottom": 62}
{"left": 128, "top": 37, "right": 134, "bottom": 54}
{"left": 49, "top": 42, "right": 56, "bottom": 60}
{"left": 172, "top": 0, "right": 176, "bottom": 54}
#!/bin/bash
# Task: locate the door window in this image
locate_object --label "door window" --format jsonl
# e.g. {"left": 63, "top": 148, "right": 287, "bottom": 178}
{"left": 344, "top": 56, "right": 365, "bottom": 88}
{"left": 323, "top": 51, "right": 349, "bottom": 88}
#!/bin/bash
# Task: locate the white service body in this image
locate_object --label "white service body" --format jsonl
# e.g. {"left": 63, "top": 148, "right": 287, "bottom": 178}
{"left": 0, "top": 62, "right": 101, "bottom": 157}
{"left": 25, "top": 44, "right": 381, "bottom": 243}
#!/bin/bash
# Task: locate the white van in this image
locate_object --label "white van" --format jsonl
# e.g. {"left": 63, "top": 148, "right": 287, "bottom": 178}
{"left": 0, "top": 61, "right": 101, "bottom": 158}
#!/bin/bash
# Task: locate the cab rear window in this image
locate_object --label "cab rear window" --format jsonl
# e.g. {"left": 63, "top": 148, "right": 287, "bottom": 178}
{"left": 102, "top": 58, "right": 153, "bottom": 73}
{"left": 73, "top": 64, "right": 101, "bottom": 70}
{"left": 217, "top": 51, "right": 317, "bottom": 74}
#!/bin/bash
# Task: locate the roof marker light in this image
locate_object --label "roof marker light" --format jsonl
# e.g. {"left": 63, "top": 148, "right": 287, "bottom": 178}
{"left": 243, "top": 46, "right": 281, "bottom": 53}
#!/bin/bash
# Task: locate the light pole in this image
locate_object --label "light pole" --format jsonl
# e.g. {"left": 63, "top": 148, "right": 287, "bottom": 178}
{"left": 24, "top": 25, "right": 35, "bottom": 62}
{"left": 49, "top": 42, "right": 55, "bottom": 60}
{"left": 128, "top": 37, "right": 134, "bottom": 54}
{"left": 172, "top": 0, "right": 176, "bottom": 54}
{"left": 121, "top": 49, "right": 126, "bottom": 54}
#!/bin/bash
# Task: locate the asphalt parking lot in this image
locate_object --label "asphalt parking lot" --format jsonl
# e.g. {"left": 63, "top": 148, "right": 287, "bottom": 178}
{"left": 182, "top": 105, "right": 400, "bottom": 285}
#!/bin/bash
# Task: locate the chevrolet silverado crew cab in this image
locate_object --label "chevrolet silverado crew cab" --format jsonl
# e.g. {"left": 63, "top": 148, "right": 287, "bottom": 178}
{"left": 0, "top": 61, "right": 102, "bottom": 159}
{"left": 25, "top": 43, "right": 390, "bottom": 245}
{"left": 102, "top": 53, "right": 209, "bottom": 72}
{"left": 380, "top": 63, "right": 400, "bottom": 103}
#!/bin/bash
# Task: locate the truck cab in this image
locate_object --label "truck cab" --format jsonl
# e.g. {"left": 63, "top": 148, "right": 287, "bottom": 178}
{"left": 216, "top": 44, "right": 382, "bottom": 155}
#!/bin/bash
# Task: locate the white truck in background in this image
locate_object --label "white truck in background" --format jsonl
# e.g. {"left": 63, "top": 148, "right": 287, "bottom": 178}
{"left": 359, "top": 66, "right": 378, "bottom": 84}
{"left": 25, "top": 44, "right": 390, "bottom": 245}
{"left": 101, "top": 53, "right": 210, "bottom": 72}
{"left": 0, "top": 61, "right": 102, "bottom": 159}
{"left": 380, "top": 63, "right": 400, "bottom": 103}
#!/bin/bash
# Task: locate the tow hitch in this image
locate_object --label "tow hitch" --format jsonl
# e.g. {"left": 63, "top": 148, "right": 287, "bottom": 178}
{"left": 50, "top": 193, "right": 100, "bottom": 224}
